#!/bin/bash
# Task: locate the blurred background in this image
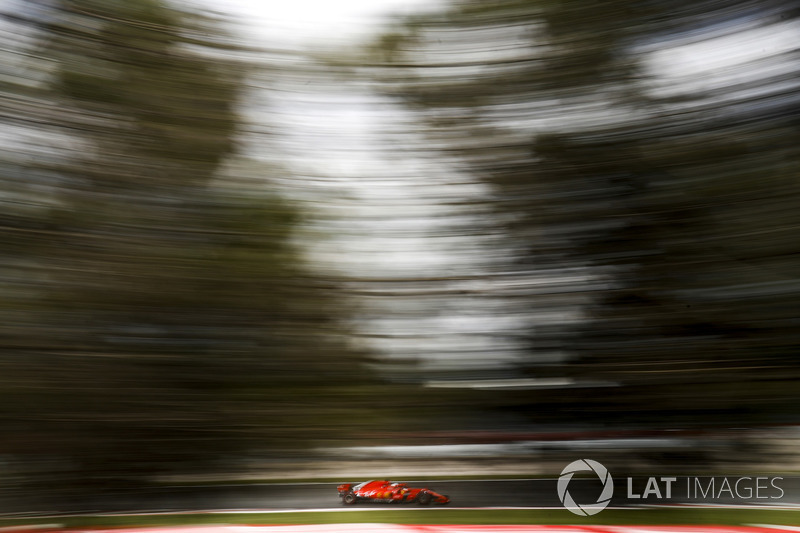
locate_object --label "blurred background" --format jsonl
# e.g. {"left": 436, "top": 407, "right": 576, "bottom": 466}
{"left": 0, "top": 0, "right": 799, "bottom": 510}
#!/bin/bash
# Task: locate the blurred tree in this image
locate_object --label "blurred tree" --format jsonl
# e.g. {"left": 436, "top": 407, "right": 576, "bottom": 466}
{"left": 0, "top": 0, "right": 375, "bottom": 498}
{"left": 370, "top": 0, "right": 800, "bottom": 431}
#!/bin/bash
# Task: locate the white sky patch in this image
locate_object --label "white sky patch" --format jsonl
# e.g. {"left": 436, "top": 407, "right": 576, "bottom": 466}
{"left": 646, "top": 20, "right": 800, "bottom": 98}
{"left": 192, "top": 0, "right": 442, "bottom": 46}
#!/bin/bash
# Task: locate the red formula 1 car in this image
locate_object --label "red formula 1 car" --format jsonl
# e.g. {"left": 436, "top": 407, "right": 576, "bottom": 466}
{"left": 337, "top": 479, "right": 450, "bottom": 505}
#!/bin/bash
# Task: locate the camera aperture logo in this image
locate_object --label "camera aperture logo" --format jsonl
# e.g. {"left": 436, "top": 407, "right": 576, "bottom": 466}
{"left": 557, "top": 459, "right": 614, "bottom": 516}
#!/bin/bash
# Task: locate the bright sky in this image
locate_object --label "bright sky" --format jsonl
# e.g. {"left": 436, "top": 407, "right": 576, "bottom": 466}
{"left": 193, "top": 0, "right": 528, "bottom": 374}
{"left": 197, "top": 0, "right": 440, "bottom": 46}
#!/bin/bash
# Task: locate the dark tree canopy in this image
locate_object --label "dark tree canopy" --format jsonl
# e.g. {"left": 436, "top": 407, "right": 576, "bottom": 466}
{"left": 0, "top": 0, "right": 375, "bottom": 500}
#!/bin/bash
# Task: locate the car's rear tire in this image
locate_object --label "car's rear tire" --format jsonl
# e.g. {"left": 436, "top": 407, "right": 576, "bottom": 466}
{"left": 343, "top": 492, "right": 357, "bottom": 505}
{"left": 416, "top": 491, "right": 432, "bottom": 506}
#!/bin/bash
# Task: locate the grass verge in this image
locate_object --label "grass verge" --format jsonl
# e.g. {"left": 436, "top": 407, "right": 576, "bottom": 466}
{"left": 0, "top": 508, "right": 799, "bottom": 528}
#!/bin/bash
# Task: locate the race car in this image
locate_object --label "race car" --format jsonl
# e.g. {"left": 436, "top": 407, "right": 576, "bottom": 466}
{"left": 337, "top": 479, "right": 450, "bottom": 505}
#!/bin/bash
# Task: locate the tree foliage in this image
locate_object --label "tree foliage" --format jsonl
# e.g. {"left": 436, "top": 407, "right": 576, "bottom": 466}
{"left": 0, "top": 0, "right": 373, "bottom": 498}
{"left": 371, "top": 0, "right": 800, "bottom": 429}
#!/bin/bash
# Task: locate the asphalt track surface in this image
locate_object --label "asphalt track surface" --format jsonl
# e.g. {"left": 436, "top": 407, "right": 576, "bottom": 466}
{"left": 169, "top": 477, "right": 800, "bottom": 510}
{"left": 3, "top": 477, "right": 799, "bottom": 514}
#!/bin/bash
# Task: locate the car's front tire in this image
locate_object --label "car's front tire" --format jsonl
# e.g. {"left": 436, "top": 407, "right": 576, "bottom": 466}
{"left": 343, "top": 492, "right": 357, "bottom": 505}
{"left": 416, "top": 491, "right": 432, "bottom": 506}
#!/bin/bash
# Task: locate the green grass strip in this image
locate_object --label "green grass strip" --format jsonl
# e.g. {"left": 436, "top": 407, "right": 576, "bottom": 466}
{"left": 1, "top": 508, "right": 799, "bottom": 528}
